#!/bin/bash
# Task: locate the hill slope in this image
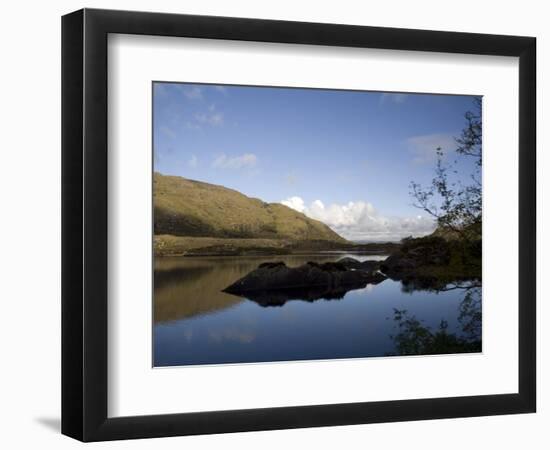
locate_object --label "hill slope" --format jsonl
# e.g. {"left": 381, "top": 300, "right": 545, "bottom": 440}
{"left": 153, "top": 173, "right": 348, "bottom": 244}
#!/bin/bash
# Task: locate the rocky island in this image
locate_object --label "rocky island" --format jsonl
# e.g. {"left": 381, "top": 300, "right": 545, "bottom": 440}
{"left": 223, "top": 233, "right": 481, "bottom": 305}
{"left": 223, "top": 260, "right": 386, "bottom": 306}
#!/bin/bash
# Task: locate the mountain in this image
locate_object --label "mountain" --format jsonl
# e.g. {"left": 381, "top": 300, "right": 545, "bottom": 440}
{"left": 153, "top": 173, "right": 348, "bottom": 244}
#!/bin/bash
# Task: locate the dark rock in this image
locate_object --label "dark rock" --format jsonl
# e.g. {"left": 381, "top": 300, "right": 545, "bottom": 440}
{"left": 307, "top": 261, "right": 347, "bottom": 272}
{"left": 337, "top": 257, "right": 364, "bottom": 269}
{"left": 223, "top": 261, "right": 386, "bottom": 305}
{"left": 380, "top": 237, "right": 451, "bottom": 276}
{"left": 258, "top": 261, "right": 286, "bottom": 269}
{"left": 338, "top": 257, "right": 381, "bottom": 273}
{"left": 380, "top": 252, "right": 417, "bottom": 273}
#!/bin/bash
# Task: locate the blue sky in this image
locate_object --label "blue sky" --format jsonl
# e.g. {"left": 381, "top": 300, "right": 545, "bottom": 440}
{"left": 153, "top": 82, "right": 480, "bottom": 242}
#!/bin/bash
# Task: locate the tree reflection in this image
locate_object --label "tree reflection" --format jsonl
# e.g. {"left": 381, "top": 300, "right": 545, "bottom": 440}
{"left": 389, "top": 286, "right": 481, "bottom": 356}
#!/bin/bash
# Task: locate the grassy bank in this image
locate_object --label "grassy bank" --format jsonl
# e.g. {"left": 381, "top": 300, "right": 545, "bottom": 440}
{"left": 154, "top": 234, "right": 400, "bottom": 257}
{"left": 154, "top": 235, "right": 290, "bottom": 256}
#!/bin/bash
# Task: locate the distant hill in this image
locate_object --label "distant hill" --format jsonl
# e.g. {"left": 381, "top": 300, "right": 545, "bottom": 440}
{"left": 153, "top": 173, "right": 348, "bottom": 244}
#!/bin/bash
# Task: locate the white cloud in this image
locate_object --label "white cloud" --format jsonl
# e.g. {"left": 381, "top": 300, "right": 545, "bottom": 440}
{"left": 380, "top": 93, "right": 408, "bottom": 104}
{"left": 407, "top": 133, "right": 456, "bottom": 164}
{"left": 188, "top": 155, "right": 198, "bottom": 168}
{"left": 194, "top": 107, "right": 224, "bottom": 126}
{"left": 182, "top": 86, "right": 202, "bottom": 100}
{"left": 212, "top": 153, "right": 257, "bottom": 169}
{"left": 281, "top": 196, "right": 305, "bottom": 213}
{"left": 281, "top": 196, "right": 436, "bottom": 242}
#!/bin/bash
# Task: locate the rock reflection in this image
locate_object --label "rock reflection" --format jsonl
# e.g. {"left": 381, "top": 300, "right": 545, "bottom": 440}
{"left": 221, "top": 259, "right": 386, "bottom": 307}
{"left": 154, "top": 254, "right": 373, "bottom": 322}
{"left": 229, "top": 284, "right": 371, "bottom": 307}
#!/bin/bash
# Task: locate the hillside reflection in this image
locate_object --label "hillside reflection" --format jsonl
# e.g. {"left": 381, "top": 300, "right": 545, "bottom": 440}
{"left": 154, "top": 253, "right": 378, "bottom": 322}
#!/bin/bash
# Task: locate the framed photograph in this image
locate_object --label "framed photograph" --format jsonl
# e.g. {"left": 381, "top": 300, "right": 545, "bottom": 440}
{"left": 62, "top": 8, "right": 536, "bottom": 441}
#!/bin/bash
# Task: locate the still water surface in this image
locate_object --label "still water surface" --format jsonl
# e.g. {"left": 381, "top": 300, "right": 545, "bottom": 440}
{"left": 154, "top": 253, "right": 480, "bottom": 366}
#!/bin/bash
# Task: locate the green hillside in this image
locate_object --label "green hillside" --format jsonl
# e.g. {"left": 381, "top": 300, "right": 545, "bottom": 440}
{"left": 154, "top": 173, "right": 348, "bottom": 244}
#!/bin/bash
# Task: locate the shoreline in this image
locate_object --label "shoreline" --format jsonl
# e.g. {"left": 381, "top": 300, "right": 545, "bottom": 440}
{"left": 156, "top": 250, "right": 392, "bottom": 258}
{"left": 154, "top": 233, "right": 482, "bottom": 292}
{"left": 153, "top": 234, "right": 400, "bottom": 258}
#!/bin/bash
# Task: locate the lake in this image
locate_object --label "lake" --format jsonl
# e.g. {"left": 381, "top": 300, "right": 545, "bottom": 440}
{"left": 154, "top": 253, "right": 481, "bottom": 367}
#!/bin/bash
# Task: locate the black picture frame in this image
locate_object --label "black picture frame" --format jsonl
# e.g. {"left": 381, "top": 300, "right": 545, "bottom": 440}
{"left": 62, "top": 8, "right": 536, "bottom": 442}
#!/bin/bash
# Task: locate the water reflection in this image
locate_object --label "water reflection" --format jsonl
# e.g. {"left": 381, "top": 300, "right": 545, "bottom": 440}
{"left": 154, "top": 253, "right": 383, "bottom": 321}
{"left": 227, "top": 284, "right": 365, "bottom": 307}
{"left": 389, "top": 286, "right": 481, "bottom": 355}
{"left": 154, "top": 254, "right": 481, "bottom": 366}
